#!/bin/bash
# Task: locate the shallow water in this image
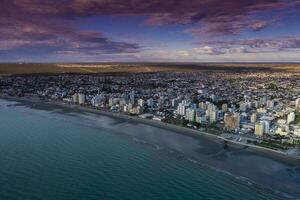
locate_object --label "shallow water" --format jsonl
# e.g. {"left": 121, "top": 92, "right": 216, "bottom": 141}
{"left": 0, "top": 99, "right": 299, "bottom": 200}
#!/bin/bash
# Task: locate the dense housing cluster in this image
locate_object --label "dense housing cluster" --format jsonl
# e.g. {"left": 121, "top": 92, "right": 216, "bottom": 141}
{"left": 1, "top": 71, "right": 300, "bottom": 154}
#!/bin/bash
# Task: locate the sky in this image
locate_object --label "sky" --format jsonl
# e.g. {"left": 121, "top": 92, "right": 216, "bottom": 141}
{"left": 1, "top": 0, "right": 300, "bottom": 63}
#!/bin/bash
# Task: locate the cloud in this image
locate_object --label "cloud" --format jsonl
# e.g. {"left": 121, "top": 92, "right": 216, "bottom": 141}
{"left": 98, "top": 0, "right": 294, "bottom": 37}
{"left": 0, "top": 0, "right": 140, "bottom": 58}
{"left": 184, "top": 19, "right": 272, "bottom": 36}
{"left": 0, "top": 0, "right": 299, "bottom": 61}
{"left": 250, "top": 21, "right": 269, "bottom": 31}
{"left": 192, "top": 46, "right": 224, "bottom": 55}
{"left": 3, "top": 1, "right": 299, "bottom": 33}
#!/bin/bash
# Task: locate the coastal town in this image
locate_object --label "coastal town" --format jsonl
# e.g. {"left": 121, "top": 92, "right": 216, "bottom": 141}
{"left": 1, "top": 70, "right": 300, "bottom": 157}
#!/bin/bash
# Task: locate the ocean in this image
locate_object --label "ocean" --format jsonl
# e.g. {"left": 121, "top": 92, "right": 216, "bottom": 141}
{"left": 0, "top": 99, "right": 299, "bottom": 200}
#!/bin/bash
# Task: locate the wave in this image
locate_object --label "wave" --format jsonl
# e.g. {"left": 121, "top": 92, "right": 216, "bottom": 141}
{"left": 185, "top": 156, "right": 296, "bottom": 200}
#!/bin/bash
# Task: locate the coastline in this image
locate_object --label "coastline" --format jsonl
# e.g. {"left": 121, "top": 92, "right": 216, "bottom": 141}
{"left": 1, "top": 95, "right": 300, "bottom": 165}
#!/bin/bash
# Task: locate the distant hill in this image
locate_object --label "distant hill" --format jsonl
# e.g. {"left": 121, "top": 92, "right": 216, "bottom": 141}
{"left": 0, "top": 63, "right": 299, "bottom": 75}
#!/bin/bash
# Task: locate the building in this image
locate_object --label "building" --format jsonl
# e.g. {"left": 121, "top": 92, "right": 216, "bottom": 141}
{"left": 255, "top": 122, "right": 265, "bottom": 136}
{"left": 296, "top": 98, "right": 300, "bottom": 109}
{"left": 177, "top": 103, "right": 186, "bottom": 116}
{"left": 147, "top": 98, "right": 154, "bottom": 107}
{"left": 239, "top": 102, "right": 247, "bottom": 112}
{"left": 129, "top": 91, "right": 135, "bottom": 104}
{"left": 209, "top": 110, "right": 217, "bottom": 123}
{"left": 109, "top": 98, "right": 114, "bottom": 107}
{"left": 287, "top": 112, "right": 295, "bottom": 124}
{"left": 221, "top": 103, "right": 228, "bottom": 112}
{"left": 138, "top": 99, "right": 145, "bottom": 107}
{"left": 250, "top": 113, "right": 257, "bottom": 123}
{"left": 72, "top": 93, "right": 79, "bottom": 103}
{"left": 185, "top": 108, "right": 196, "bottom": 122}
{"left": 262, "top": 120, "right": 270, "bottom": 134}
{"left": 266, "top": 100, "right": 275, "bottom": 109}
{"left": 257, "top": 108, "right": 267, "bottom": 113}
{"left": 91, "top": 94, "right": 103, "bottom": 106}
{"left": 199, "top": 102, "right": 207, "bottom": 110}
{"left": 224, "top": 112, "right": 240, "bottom": 130}
{"left": 78, "top": 93, "right": 85, "bottom": 105}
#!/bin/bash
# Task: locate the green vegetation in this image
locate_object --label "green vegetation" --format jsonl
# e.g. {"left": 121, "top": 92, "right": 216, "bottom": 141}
{"left": 247, "top": 140, "right": 289, "bottom": 150}
{"left": 259, "top": 141, "right": 288, "bottom": 150}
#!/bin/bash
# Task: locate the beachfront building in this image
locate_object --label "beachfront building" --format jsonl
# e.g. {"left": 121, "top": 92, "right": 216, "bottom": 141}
{"left": 72, "top": 93, "right": 79, "bottom": 103}
{"left": 209, "top": 110, "right": 217, "bottom": 123}
{"left": 177, "top": 103, "right": 187, "bottom": 116}
{"left": 72, "top": 93, "right": 85, "bottom": 105}
{"left": 255, "top": 122, "right": 265, "bottom": 136}
{"left": 91, "top": 94, "right": 103, "bottom": 106}
{"left": 147, "top": 98, "right": 154, "bottom": 107}
{"left": 185, "top": 108, "right": 196, "bottom": 122}
{"left": 224, "top": 112, "right": 240, "bottom": 130}
{"left": 262, "top": 120, "right": 270, "bottom": 134}
{"left": 171, "top": 98, "right": 179, "bottom": 108}
{"left": 78, "top": 93, "right": 86, "bottom": 105}
{"left": 138, "top": 99, "right": 145, "bottom": 107}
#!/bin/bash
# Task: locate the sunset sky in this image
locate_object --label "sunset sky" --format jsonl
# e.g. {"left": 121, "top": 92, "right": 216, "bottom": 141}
{"left": 1, "top": 0, "right": 300, "bottom": 62}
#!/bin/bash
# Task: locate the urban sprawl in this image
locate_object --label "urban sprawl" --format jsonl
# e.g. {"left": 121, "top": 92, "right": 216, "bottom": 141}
{"left": 1, "top": 71, "right": 300, "bottom": 156}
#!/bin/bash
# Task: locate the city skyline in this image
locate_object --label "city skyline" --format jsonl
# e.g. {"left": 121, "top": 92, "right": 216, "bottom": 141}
{"left": 1, "top": 0, "right": 300, "bottom": 63}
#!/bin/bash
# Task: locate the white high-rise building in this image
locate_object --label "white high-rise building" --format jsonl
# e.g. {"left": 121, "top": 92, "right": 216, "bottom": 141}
{"left": 185, "top": 108, "right": 196, "bottom": 122}
{"left": 209, "top": 111, "right": 217, "bottom": 123}
{"left": 250, "top": 113, "right": 257, "bottom": 123}
{"left": 195, "top": 111, "right": 201, "bottom": 123}
{"left": 221, "top": 104, "right": 228, "bottom": 112}
{"left": 296, "top": 98, "right": 300, "bottom": 109}
{"left": 239, "top": 102, "right": 247, "bottom": 112}
{"left": 177, "top": 103, "right": 186, "bottom": 116}
{"left": 129, "top": 91, "right": 135, "bottom": 103}
{"left": 123, "top": 104, "right": 129, "bottom": 113}
{"left": 287, "top": 112, "right": 295, "bottom": 124}
{"left": 72, "top": 93, "right": 79, "bottom": 103}
{"left": 171, "top": 98, "right": 179, "bottom": 107}
{"left": 199, "top": 102, "right": 207, "bottom": 110}
{"left": 266, "top": 100, "right": 274, "bottom": 109}
{"left": 138, "top": 99, "right": 145, "bottom": 107}
{"left": 78, "top": 93, "right": 85, "bottom": 105}
{"left": 207, "top": 103, "right": 216, "bottom": 113}
{"left": 262, "top": 120, "right": 270, "bottom": 134}
{"left": 109, "top": 98, "right": 114, "bottom": 107}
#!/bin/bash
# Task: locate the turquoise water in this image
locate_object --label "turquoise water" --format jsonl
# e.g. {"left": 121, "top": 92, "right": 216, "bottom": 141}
{"left": 0, "top": 100, "right": 298, "bottom": 200}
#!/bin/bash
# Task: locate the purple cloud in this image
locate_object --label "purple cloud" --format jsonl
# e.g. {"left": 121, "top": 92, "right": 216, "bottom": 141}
{"left": 0, "top": 0, "right": 299, "bottom": 61}
{"left": 0, "top": 0, "right": 140, "bottom": 57}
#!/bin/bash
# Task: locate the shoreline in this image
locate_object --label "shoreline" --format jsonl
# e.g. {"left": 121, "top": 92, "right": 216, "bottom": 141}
{"left": 1, "top": 95, "right": 300, "bottom": 165}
